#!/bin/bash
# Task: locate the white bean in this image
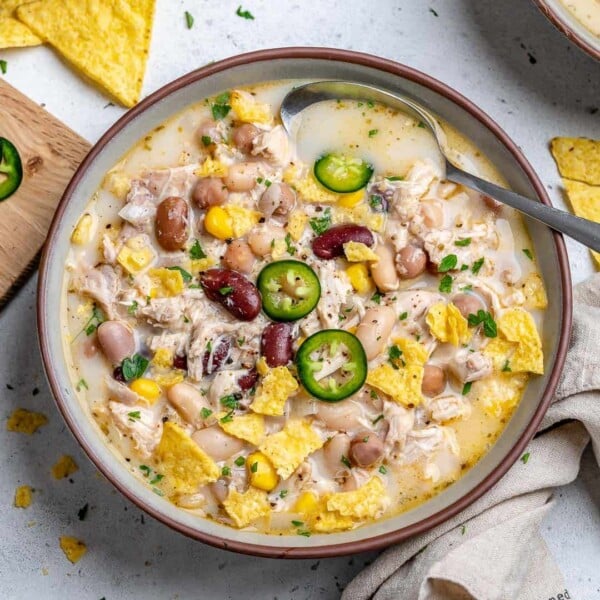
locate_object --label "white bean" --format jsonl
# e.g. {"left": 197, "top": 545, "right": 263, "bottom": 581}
{"left": 167, "top": 382, "right": 211, "bottom": 426}
{"left": 371, "top": 244, "right": 399, "bottom": 292}
{"left": 191, "top": 426, "right": 244, "bottom": 461}
{"left": 223, "top": 240, "right": 255, "bottom": 273}
{"left": 322, "top": 433, "right": 351, "bottom": 477}
{"left": 223, "top": 162, "right": 262, "bottom": 192}
{"left": 247, "top": 225, "right": 285, "bottom": 257}
{"left": 356, "top": 306, "right": 396, "bottom": 361}
{"left": 316, "top": 401, "right": 361, "bottom": 432}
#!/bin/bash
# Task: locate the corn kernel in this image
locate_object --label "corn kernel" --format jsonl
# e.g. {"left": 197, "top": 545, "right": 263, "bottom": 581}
{"left": 294, "top": 491, "right": 319, "bottom": 514}
{"left": 152, "top": 348, "right": 173, "bottom": 369}
{"left": 117, "top": 245, "right": 154, "bottom": 274}
{"left": 256, "top": 356, "right": 269, "bottom": 376}
{"left": 346, "top": 263, "right": 375, "bottom": 295}
{"left": 130, "top": 378, "right": 162, "bottom": 404}
{"left": 337, "top": 189, "right": 365, "bottom": 208}
{"left": 71, "top": 213, "right": 94, "bottom": 245}
{"left": 247, "top": 452, "right": 278, "bottom": 492}
{"left": 190, "top": 257, "right": 216, "bottom": 273}
{"left": 205, "top": 206, "right": 234, "bottom": 240}
{"left": 223, "top": 205, "right": 261, "bottom": 238}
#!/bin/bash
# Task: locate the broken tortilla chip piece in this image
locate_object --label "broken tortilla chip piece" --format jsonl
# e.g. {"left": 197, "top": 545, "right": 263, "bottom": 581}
{"left": 59, "top": 536, "right": 87, "bottom": 564}
{"left": 6, "top": 408, "right": 48, "bottom": 434}
{"left": 14, "top": 485, "right": 33, "bottom": 508}
{"left": 0, "top": 17, "right": 41, "bottom": 48}
{"left": 17, "top": 0, "right": 156, "bottom": 107}
{"left": 52, "top": 455, "right": 79, "bottom": 480}
{"left": 551, "top": 137, "right": 600, "bottom": 186}
{"left": 561, "top": 179, "right": 600, "bottom": 268}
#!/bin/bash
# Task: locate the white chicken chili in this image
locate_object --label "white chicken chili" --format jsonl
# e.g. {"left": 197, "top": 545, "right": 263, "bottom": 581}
{"left": 63, "top": 81, "right": 548, "bottom": 535}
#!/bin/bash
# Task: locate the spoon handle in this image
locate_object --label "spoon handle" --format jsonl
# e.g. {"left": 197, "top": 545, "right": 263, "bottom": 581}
{"left": 447, "top": 165, "right": 600, "bottom": 253}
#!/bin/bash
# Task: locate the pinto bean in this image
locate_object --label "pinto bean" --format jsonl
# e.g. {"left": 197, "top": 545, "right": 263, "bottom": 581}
{"left": 312, "top": 224, "right": 374, "bottom": 260}
{"left": 200, "top": 268, "right": 261, "bottom": 321}
{"left": 202, "top": 337, "right": 231, "bottom": 374}
{"left": 350, "top": 431, "right": 385, "bottom": 468}
{"left": 258, "top": 183, "right": 295, "bottom": 217}
{"left": 155, "top": 196, "right": 188, "bottom": 251}
{"left": 223, "top": 161, "right": 262, "bottom": 192}
{"left": 197, "top": 119, "right": 222, "bottom": 145}
{"left": 316, "top": 401, "right": 361, "bottom": 432}
{"left": 396, "top": 245, "right": 427, "bottom": 279}
{"left": 223, "top": 240, "right": 255, "bottom": 273}
{"left": 232, "top": 123, "right": 260, "bottom": 153}
{"left": 370, "top": 244, "right": 399, "bottom": 292}
{"left": 97, "top": 321, "right": 135, "bottom": 364}
{"left": 421, "top": 364, "right": 447, "bottom": 397}
{"left": 261, "top": 323, "right": 293, "bottom": 367}
{"left": 355, "top": 306, "right": 396, "bottom": 361}
{"left": 247, "top": 225, "right": 285, "bottom": 257}
{"left": 192, "top": 426, "right": 244, "bottom": 461}
{"left": 167, "top": 382, "right": 211, "bottom": 425}
{"left": 323, "top": 433, "right": 351, "bottom": 476}
{"left": 192, "top": 177, "right": 229, "bottom": 209}
{"left": 452, "top": 293, "right": 485, "bottom": 319}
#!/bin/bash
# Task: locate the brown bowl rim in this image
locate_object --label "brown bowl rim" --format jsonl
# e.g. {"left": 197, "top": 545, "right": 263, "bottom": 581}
{"left": 532, "top": 0, "right": 600, "bottom": 61}
{"left": 37, "top": 47, "right": 572, "bottom": 559}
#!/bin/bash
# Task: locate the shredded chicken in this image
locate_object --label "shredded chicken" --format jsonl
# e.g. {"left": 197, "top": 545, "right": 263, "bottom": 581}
{"left": 104, "top": 376, "right": 139, "bottom": 406}
{"left": 108, "top": 401, "right": 162, "bottom": 458}
{"left": 428, "top": 395, "right": 472, "bottom": 424}
{"left": 315, "top": 260, "right": 353, "bottom": 329}
{"left": 72, "top": 264, "right": 120, "bottom": 319}
{"left": 252, "top": 125, "right": 291, "bottom": 166}
{"left": 449, "top": 349, "right": 493, "bottom": 383}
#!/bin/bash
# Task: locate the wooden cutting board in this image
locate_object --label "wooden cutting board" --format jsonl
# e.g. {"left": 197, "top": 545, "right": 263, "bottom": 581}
{"left": 0, "top": 79, "right": 91, "bottom": 308}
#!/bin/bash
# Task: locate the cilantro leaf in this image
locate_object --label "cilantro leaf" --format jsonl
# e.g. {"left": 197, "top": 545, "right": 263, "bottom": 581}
{"left": 522, "top": 248, "right": 534, "bottom": 261}
{"left": 471, "top": 257, "right": 484, "bottom": 274}
{"left": 438, "top": 254, "right": 458, "bottom": 272}
{"left": 185, "top": 11, "right": 194, "bottom": 28}
{"left": 285, "top": 233, "right": 296, "bottom": 255}
{"left": 167, "top": 266, "right": 192, "bottom": 282}
{"left": 462, "top": 381, "right": 472, "bottom": 395}
{"left": 0, "top": 60, "right": 7, "bottom": 75}
{"left": 439, "top": 274, "right": 453, "bottom": 293}
{"left": 121, "top": 354, "right": 149, "bottom": 382}
{"left": 309, "top": 208, "right": 331, "bottom": 235}
{"left": 189, "top": 239, "right": 207, "bottom": 259}
{"left": 211, "top": 93, "right": 232, "bottom": 120}
{"left": 236, "top": 5, "right": 255, "bottom": 19}
{"left": 454, "top": 238, "right": 471, "bottom": 247}
{"left": 467, "top": 309, "right": 497, "bottom": 338}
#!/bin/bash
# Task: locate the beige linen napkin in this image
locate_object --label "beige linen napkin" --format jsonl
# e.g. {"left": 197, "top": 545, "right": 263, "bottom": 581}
{"left": 344, "top": 274, "right": 600, "bottom": 600}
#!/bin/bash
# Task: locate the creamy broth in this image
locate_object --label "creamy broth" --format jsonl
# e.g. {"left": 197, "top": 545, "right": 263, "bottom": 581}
{"left": 561, "top": 0, "right": 600, "bottom": 36}
{"left": 62, "top": 80, "right": 547, "bottom": 535}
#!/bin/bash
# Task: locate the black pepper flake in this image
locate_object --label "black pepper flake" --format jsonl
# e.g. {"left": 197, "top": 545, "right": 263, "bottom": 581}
{"left": 77, "top": 503, "right": 89, "bottom": 521}
{"left": 527, "top": 52, "right": 537, "bottom": 65}
{"left": 6, "top": 383, "right": 14, "bottom": 390}
{"left": 32, "top": 387, "right": 39, "bottom": 396}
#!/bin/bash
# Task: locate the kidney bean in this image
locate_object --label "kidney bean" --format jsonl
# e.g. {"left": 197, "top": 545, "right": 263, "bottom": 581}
{"left": 238, "top": 368, "right": 259, "bottom": 391}
{"left": 261, "top": 322, "right": 293, "bottom": 367}
{"left": 173, "top": 354, "right": 188, "bottom": 371}
{"left": 112, "top": 366, "right": 126, "bottom": 382}
{"left": 312, "top": 224, "right": 374, "bottom": 259}
{"left": 200, "top": 268, "right": 261, "bottom": 321}
{"left": 202, "top": 337, "right": 231, "bottom": 374}
{"left": 396, "top": 245, "right": 427, "bottom": 279}
{"left": 155, "top": 196, "right": 188, "bottom": 251}
{"left": 97, "top": 320, "right": 135, "bottom": 364}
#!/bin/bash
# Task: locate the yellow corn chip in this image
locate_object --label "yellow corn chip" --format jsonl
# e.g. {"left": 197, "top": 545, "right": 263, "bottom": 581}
{"left": 258, "top": 420, "right": 323, "bottom": 479}
{"left": 223, "top": 486, "right": 271, "bottom": 528}
{"left": 483, "top": 337, "right": 517, "bottom": 371}
{"left": 0, "top": 17, "right": 41, "bottom": 48}
{"left": 392, "top": 337, "right": 429, "bottom": 365}
{"left": 250, "top": 366, "right": 298, "bottom": 417}
{"left": 426, "top": 302, "right": 471, "bottom": 346}
{"left": 286, "top": 210, "right": 308, "bottom": 241}
{"left": 326, "top": 476, "right": 389, "bottom": 519}
{"left": 311, "top": 507, "right": 355, "bottom": 532}
{"left": 519, "top": 272, "right": 548, "bottom": 310}
{"left": 217, "top": 412, "right": 265, "bottom": 446}
{"left": 283, "top": 165, "right": 340, "bottom": 204}
{"left": 551, "top": 137, "right": 600, "bottom": 185}
{"left": 51, "top": 455, "right": 79, "bottom": 479}
{"left": 6, "top": 408, "right": 48, "bottom": 434}
{"left": 18, "top": 0, "right": 156, "bottom": 107}
{"left": 154, "top": 422, "right": 219, "bottom": 494}
{"left": 343, "top": 241, "right": 380, "bottom": 262}
{"left": 14, "top": 485, "right": 33, "bottom": 508}
{"left": 497, "top": 308, "right": 544, "bottom": 374}
{"left": 472, "top": 372, "right": 529, "bottom": 417}
{"left": 562, "top": 179, "right": 600, "bottom": 268}
{"left": 223, "top": 205, "right": 262, "bottom": 238}
{"left": 59, "top": 536, "right": 87, "bottom": 564}
{"left": 366, "top": 363, "right": 423, "bottom": 407}
{"left": 230, "top": 90, "right": 273, "bottom": 125}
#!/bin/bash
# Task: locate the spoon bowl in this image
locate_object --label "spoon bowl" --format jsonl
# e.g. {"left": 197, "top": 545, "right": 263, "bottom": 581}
{"left": 281, "top": 80, "right": 600, "bottom": 252}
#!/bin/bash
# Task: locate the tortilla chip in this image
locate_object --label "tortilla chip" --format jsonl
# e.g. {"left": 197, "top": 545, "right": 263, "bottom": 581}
{"left": 497, "top": 308, "right": 544, "bottom": 374}
{"left": 59, "top": 536, "right": 87, "bottom": 564}
{"left": 366, "top": 362, "right": 424, "bottom": 407}
{"left": 14, "top": 485, "right": 33, "bottom": 508}
{"left": 551, "top": 137, "right": 600, "bottom": 185}
{"left": 51, "top": 455, "right": 79, "bottom": 479}
{"left": 17, "top": 0, "right": 156, "bottom": 107}
{"left": 426, "top": 302, "right": 471, "bottom": 346}
{"left": 562, "top": 179, "right": 600, "bottom": 268}
{"left": 0, "top": 17, "right": 41, "bottom": 48}
{"left": 326, "top": 477, "right": 389, "bottom": 520}
{"left": 223, "top": 486, "right": 271, "bottom": 528}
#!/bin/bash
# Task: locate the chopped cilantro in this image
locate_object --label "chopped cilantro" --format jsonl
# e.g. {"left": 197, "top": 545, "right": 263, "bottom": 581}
{"left": 221, "top": 466, "right": 231, "bottom": 476}
{"left": 279, "top": 489, "right": 288, "bottom": 498}
{"left": 236, "top": 5, "right": 255, "bottom": 19}
{"left": 152, "top": 488, "right": 164, "bottom": 497}
{"left": 264, "top": 179, "right": 272, "bottom": 187}
{"left": 150, "top": 473, "right": 164, "bottom": 485}
{"left": 521, "top": 452, "right": 530, "bottom": 464}
{"left": 460, "top": 264, "right": 469, "bottom": 271}
{"left": 417, "top": 121, "right": 426, "bottom": 128}
{"left": 220, "top": 394, "right": 239, "bottom": 410}
{"left": 439, "top": 274, "right": 453, "bottom": 293}
{"left": 467, "top": 310, "right": 497, "bottom": 338}
{"left": 139, "top": 465, "right": 151, "bottom": 477}
{"left": 128, "top": 411, "right": 141, "bottom": 421}
{"left": 121, "top": 354, "right": 149, "bottom": 381}
{"left": 298, "top": 530, "right": 312, "bottom": 537}
{"left": 471, "top": 257, "right": 484, "bottom": 274}
{"left": 185, "top": 11, "right": 194, "bottom": 28}
{"left": 201, "top": 135, "right": 212, "bottom": 147}
{"left": 76, "top": 378, "right": 88, "bottom": 392}
{"left": 399, "top": 311, "right": 408, "bottom": 320}
{"left": 429, "top": 7, "right": 439, "bottom": 16}
{"left": 366, "top": 100, "right": 375, "bottom": 109}
{"left": 379, "top": 465, "right": 388, "bottom": 475}
{"left": 371, "top": 291, "right": 384, "bottom": 304}
{"left": 211, "top": 92, "right": 232, "bottom": 120}
{"left": 522, "top": 248, "right": 534, "bottom": 260}
{"left": 385, "top": 175, "right": 404, "bottom": 181}
{"left": 462, "top": 381, "right": 472, "bottom": 395}
{"left": 368, "top": 129, "right": 378, "bottom": 137}
{"left": 388, "top": 345, "right": 402, "bottom": 368}
{"left": 200, "top": 407, "right": 213, "bottom": 419}
{"left": 438, "top": 254, "right": 458, "bottom": 272}
{"left": 167, "top": 266, "right": 192, "bottom": 282}
{"left": 250, "top": 461, "right": 258, "bottom": 473}
{"left": 220, "top": 412, "right": 234, "bottom": 424}
{"left": 460, "top": 524, "right": 466, "bottom": 535}
{"left": 460, "top": 285, "right": 473, "bottom": 292}
{"left": 285, "top": 233, "right": 296, "bottom": 255}
{"left": 83, "top": 304, "right": 105, "bottom": 336}
{"left": 0, "top": 60, "right": 6, "bottom": 75}
{"left": 454, "top": 238, "right": 471, "bottom": 247}
{"left": 291, "top": 520, "right": 304, "bottom": 527}
{"left": 369, "top": 194, "right": 383, "bottom": 210}
{"left": 340, "top": 455, "right": 352, "bottom": 469}
{"left": 234, "top": 456, "right": 246, "bottom": 467}
{"left": 128, "top": 301, "right": 138, "bottom": 315}
{"left": 309, "top": 208, "right": 331, "bottom": 235}
{"left": 219, "top": 286, "right": 233, "bottom": 296}
{"left": 372, "top": 414, "right": 384, "bottom": 424}
{"left": 502, "top": 360, "right": 512, "bottom": 372}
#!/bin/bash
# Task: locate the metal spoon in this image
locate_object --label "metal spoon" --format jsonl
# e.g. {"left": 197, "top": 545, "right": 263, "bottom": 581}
{"left": 280, "top": 80, "right": 600, "bottom": 252}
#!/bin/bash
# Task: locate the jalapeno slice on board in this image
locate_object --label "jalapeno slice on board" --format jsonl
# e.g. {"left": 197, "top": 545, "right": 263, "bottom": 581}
{"left": 296, "top": 330, "right": 367, "bottom": 402}
{"left": 257, "top": 260, "right": 321, "bottom": 321}
{"left": 0, "top": 137, "right": 23, "bottom": 202}
{"left": 314, "top": 153, "right": 373, "bottom": 193}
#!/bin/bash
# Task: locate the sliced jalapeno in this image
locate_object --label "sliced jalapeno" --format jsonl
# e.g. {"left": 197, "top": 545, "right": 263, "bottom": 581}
{"left": 257, "top": 260, "right": 320, "bottom": 321}
{"left": 314, "top": 153, "right": 373, "bottom": 193}
{"left": 296, "top": 330, "right": 367, "bottom": 402}
{"left": 0, "top": 137, "right": 23, "bottom": 202}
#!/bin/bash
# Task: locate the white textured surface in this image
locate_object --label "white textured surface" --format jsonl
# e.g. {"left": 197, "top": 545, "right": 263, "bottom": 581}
{"left": 1, "top": 1, "right": 599, "bottom": 598}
